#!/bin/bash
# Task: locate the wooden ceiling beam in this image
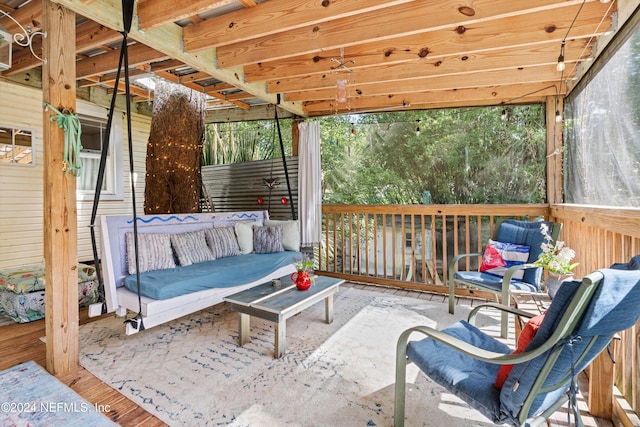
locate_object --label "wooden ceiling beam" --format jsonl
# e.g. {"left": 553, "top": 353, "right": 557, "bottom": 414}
{"left": 154, "top": 69, "right": 251, "bottom": 111}
{"left": 269, "top": 40, "right": 590, "bottom": 94}
{"left": 136, "top": 0, "right": 237, "bottom": 30}
{"left": 204, "top": 82, "right": 236, "bottom": 94}
{"left": 76, "top": 43, "right": 169, "bottom": 79}
{"left": 303, "top": 82, "right": 560, "bottom": 115}
{"left": 183, "top": 0, "right": 414, "bottom": 50}
{"left": 245, "top": 2, "right": 611, "bottom": 82}
{"left": 0, "top": 0, "right": 41, "bottom": 35}
{"left": 287, "top": 65, "right": 564, "bottom": 102}
{"left": 215, "top": 0, "right": 606, "bottom": 68}
{"left": 53, "top": 0, "right": 306, "bottom": 116}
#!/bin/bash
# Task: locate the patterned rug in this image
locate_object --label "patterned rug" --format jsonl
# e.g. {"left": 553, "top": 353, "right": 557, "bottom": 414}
{"left": 79, "top": 286, "right": 502, "bottom": 426}
{"left": 0, "top": 360, "right": 116, "bottom": 426}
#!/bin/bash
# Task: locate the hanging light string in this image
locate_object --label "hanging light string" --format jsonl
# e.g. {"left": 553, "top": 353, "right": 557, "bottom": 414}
{"left": 555, "top": 0, "right": 615, "bottom": 123}
{"left": 557, "top": 0, "right": 587, "bottom": 72}
{"left": 43, "top": 102, "right": 83, "bottom": 176}
{"left": 565, "top": 0, "right": 616, "bottom": 78}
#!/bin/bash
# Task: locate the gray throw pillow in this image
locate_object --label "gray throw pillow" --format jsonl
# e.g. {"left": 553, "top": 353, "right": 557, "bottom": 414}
{"left": 125, "top": 232, "right": 176, "bottom": 274}
{"left": 170, "top": 230, "right": 215, "bottom": 266}
{"left": 204, "top": 227, "right": 241, "bottom": 258}
{"left": 253, "top": 225, "right": 284, "bottom": 254}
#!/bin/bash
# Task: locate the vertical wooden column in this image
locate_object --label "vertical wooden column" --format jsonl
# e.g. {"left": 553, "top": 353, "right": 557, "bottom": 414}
{"left": 42, "top": 0, "right": 78, "bottom": 375}
{"left": 291, "top": 119, "right": 300, "bottom": 157}
{"left": 545, "top": 96, "right": 563, "bottom": 205}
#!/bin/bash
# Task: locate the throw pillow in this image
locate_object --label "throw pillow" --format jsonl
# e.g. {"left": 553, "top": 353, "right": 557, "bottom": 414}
{"left": 494, "top": 313, "right": 545, "bottom": 389}
{"left": 264, "top": 219, "right": 300, "bottom": 251}
{"left": 170, "top": 230, "right": 215, "bottom": 266}
{"left": 234, "top": 220, "right": 263, "bottom": 254}
{"left": 204, "top": 226, "right": 241, "bottom": 258}
{"left": 253, "top": 225, "right": 284, "bottom": 254}
{"left": 125, "top": 232, "right": 176, "bottom": 274}
{"left": 480, "top": 239, "right": 530, "bottom": 280}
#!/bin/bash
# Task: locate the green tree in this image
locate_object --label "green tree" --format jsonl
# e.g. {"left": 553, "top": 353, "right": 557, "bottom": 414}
{"left": 320, "top": 105, "right": 546, "bottom": 204}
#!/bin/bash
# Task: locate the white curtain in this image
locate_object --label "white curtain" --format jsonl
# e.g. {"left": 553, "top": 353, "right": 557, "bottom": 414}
{"left": 298, "top": 122, "right": 321, "bottom": 246}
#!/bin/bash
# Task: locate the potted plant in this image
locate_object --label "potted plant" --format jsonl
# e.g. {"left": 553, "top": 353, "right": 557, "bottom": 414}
{"left": 291, "top": 253, "right": 315, "bottom": 291}
{"left": 533, "top": 223, "right": 579, "bottom": 297}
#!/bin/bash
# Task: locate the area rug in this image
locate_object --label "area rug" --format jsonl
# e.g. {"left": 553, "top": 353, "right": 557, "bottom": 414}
{"left": 79, "top": 286, "right": 503, "bottom": 426}
{"left": 0, "top": 360, "right": 116, "bottom": 426}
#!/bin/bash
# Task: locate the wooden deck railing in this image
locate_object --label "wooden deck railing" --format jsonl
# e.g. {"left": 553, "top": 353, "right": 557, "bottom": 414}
{"left": 317, "top": 203, "right": 550, "bottom": 295}
{"left": 315, "top": 203, "right": 640, "bottom": 425}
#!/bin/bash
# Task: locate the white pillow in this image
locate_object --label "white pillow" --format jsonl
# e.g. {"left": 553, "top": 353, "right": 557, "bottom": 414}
{"left": 264, "top": 219, "right": 300, "bottom": 251}
{"left": 234, "top": 220, "right": 263, "bottom": 254}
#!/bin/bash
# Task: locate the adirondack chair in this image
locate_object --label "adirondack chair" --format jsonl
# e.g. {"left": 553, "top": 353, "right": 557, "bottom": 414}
{"left": 448, "top": 219, "right": 562, "bottom": 338}
{"left": 396, "top": 257, "right": 640, "bottom": 427}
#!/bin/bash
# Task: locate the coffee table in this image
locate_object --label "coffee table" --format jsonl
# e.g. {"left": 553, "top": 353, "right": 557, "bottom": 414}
{"left": 223, "top": 275, "right": 344, "bottom": 358}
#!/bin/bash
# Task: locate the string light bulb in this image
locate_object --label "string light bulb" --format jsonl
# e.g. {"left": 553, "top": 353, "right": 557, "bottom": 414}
{"left": 555, "top": 110, "right": 563, "bottom": 123}
{"left": 556, "top": 41, "right": 566, "bottom": 72}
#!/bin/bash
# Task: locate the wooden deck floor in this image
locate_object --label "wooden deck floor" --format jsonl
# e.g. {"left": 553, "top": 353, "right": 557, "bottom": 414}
{"left": 0, "top": 283, "right": 614, "bottom": 427}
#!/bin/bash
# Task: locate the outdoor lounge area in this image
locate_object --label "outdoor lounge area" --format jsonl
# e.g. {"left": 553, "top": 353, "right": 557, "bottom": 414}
{"left": 1, "top": 0, "right": 640, "bottom": 426}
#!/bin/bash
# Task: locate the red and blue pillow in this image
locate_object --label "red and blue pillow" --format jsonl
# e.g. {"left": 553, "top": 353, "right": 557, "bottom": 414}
{"left": 479, "top": 239, "right": 530, "bottom": 280}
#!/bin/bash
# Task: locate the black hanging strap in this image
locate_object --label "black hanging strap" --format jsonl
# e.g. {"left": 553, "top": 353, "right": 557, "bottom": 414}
{"left": 88, "top": 0, "right": 144, "bottom": 331}
{"left": 274, "top": 101, "right": 296, "bottom": 220}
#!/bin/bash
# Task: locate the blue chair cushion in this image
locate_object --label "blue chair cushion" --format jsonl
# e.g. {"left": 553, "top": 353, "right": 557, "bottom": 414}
{"left": 407, "top": 321, "right": 511, "bottom": 423}
{"left": 500, "top": 266, "right": 640, "bottom": 424}
{"left": 495, "top": 220, "right": 553, "bottom": 287}
{"left": 454, "top": 271, "right": 538, "bottom": 293}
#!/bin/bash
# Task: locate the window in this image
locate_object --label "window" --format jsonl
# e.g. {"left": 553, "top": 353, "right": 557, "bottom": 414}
{"left": 77, "top": 112, "right": 123, "bottom": 200}
{"left": 0, "top": 126, "right": 35, "bottom": 165}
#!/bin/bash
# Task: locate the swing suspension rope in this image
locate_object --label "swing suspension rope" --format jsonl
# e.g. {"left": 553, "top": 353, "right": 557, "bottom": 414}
{"left": 88, "top": 0, "right": 145, "bottom": 331}
{"left": 43, "top": 102, "right": 83, "bottom": 177}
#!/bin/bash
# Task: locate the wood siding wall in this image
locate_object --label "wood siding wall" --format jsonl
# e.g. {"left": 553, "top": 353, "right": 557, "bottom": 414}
{"left": 0, "top": 81, "right": 148, "bottom": 269}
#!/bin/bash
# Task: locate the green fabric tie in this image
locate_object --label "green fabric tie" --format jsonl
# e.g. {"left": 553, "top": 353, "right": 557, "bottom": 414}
{"left": 43, "top": 102, "right": 83, "bottom": 177}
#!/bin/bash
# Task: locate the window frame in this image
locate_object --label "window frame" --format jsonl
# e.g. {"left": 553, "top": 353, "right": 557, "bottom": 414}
{"left": 76, "top": 104, "right": 124, "bottom": 201}
{"left": 0, "top": 125, "right": 36, "bottom": 166}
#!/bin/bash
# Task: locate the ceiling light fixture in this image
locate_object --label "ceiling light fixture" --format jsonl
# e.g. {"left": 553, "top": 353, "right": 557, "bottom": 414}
{"left": 0, "top": 10, "right": 47, "bottom": 71}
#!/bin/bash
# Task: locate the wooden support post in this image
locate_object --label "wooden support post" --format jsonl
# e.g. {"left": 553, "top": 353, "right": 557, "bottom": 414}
{"left": 545, "top": 95, "right": 563, "bottom": 205}
{"left": 42, "top": 0, "right": 78, "bottom": 375}
{"left": 291, "top": 119, "right": 300, "bottom": 157}
{"left": 589, "top": 352, "right": 615, "bottom": 419}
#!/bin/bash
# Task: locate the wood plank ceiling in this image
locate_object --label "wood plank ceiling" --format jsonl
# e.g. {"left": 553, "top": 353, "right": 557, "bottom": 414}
{"left": 0, "top": 0, "right": 618, "bottom": 118}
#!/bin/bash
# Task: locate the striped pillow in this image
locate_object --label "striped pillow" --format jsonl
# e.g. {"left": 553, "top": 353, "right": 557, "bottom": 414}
{"left": 125, "top": 232, "right": 176, "bottom": 274}
{"left": 170, "top": 230, "right": 215, "bottom": 266}
{"left": 253, "top": 225, "right": 284, "bottom": 254}
{"left": 204, "top": 227, "right": 240, "bottom": 258}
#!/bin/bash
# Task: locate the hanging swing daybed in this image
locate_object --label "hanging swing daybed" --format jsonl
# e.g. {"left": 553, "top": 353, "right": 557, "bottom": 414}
{"left": 88, "top": 1, "right": 300, "bottom": 334}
